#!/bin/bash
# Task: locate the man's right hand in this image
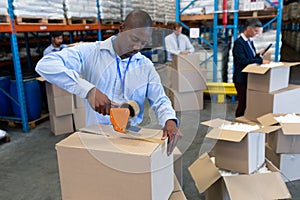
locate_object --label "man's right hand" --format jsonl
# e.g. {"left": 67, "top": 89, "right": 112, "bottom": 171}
{"left": 262, "top": 59, "right": 270, "bottom": 64}
{"left": 87, "top": 87, "right": 111, "bottom": 115}
{"left": 179, "top": 50, "right": 190, "bottom": 55}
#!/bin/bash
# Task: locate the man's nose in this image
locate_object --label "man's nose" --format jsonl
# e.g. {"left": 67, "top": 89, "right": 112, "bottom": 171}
{"left": 133, "top": 43, "right": 141, "bottom": 51}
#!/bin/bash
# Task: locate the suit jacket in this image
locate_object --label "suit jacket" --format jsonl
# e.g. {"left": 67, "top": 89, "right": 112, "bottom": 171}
{"left": 233, "top": 36, "right": 263, "bottom": 84}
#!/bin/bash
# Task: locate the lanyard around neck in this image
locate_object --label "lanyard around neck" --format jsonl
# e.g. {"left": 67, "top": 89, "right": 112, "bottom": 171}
{"left": 115, "top": 55, "right": 132, "bottom": 95}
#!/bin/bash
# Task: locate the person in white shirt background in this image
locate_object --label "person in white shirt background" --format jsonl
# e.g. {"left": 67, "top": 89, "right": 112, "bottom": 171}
{"left": 36, "top": 10, "right": 181, "bottom": 156}
{"left": 43, "top": 31, "right": 68, "bottom": 56}
{"left": 165, "top": 22, "right": 195, "bottom": 62}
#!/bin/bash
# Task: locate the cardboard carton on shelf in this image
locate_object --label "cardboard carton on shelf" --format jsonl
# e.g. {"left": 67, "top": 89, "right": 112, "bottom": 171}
{"left": 242, "top": 62, "right": 300, "bottom": 93}
{"left": 258, "top": 113, "right": 300, "bottom": 153}
{"left": 201, "top": 118, "right": 280, "bottom": 174}
{"left": 188, "top": 152, "right": 291, "bottom": 200}
{"left": 49, "top": 114, "right": 74, "bottom": 136}
{"left": 265, "top": 143, "right": 300, "bottom": 182}
{"left": 245, "top": 84, "right": 300, "bottom": 121}
{"left": 56, "top": 124, "right": 174, "bottom": 200}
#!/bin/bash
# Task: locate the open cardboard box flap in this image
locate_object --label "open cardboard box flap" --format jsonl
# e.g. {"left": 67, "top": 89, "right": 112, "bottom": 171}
{"left": 206, "top": 128, "right": 248, "bottom": 142}
{"left": 258, "top": 113, "right": 300, "bottom": 136}
{"left": 242, "top": 62, "right": 300, "bottom": 74}
{"left": 189, "top": 153, "right": 291, "bottom": 200}
{"left": 188, "top": 152, "right": 221, "bottom": 193}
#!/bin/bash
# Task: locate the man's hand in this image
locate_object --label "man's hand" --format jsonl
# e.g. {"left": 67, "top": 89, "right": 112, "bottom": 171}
{"left": 87, "top": 87, "right": 111, "bottom": 115}
{"left": 162, "top": 119, "right": 182, "bottom": 156}
{"left": 179, "top": 50, "right": 190, "bottom": 55}
{"left": 262, "top": 59, "right": 270, "bottom": 64}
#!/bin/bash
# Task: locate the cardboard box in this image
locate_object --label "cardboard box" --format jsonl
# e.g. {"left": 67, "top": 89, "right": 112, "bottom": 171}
{"left": 258, "top": 113, "right": 300, "bottom": 153}
{"left": 166, "top": 88, "right": 204, "bottom": 111}
{"left": 201, "top": 118, "right": 279, "bottom": 174}
{"left": 50, "top": 114, "right": 74, "bottom": 136}
{"left": 73, "top": 107, "right": 86, "bottom": 130}
{"left": 245, "top": 84, "right": 300, "bottom": 121}
{"left": 47, "top": 94, "right": 74, "bottom": 117}
{"left": 242, "top": 62, "right": 300, "bottom": 93}
{"left": 168, "top": 68, "right": 207, "bottom": 92}
{"left": 188, "top": 152, "right": 291, "bottom": 200}
{"left": 56, "top": 125, "right": 174, "bottom": 200}
{"left": 45, "top": 82, "right": 71, "bottom": 97}
{"left": 266, "top": 143, "right": 300, "bottom": 182}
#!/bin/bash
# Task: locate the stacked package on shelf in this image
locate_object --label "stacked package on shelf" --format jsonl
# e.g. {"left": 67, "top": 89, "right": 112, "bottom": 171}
{"left": 153, "top": 0, "right": 165, "bottom": 23}
{"left": 188, "top": 118, "right": 291, "bottom": 200}
{"left": 165, "top": 53, "right": 206, "bottom": 111}
{"left": 258, "top": 113, "right": 300, "bottom": 182}
{"left": 99, "top": 0, "right": 121, "bottom": 21}
{"left": 13, "top": 0, "right": 65, "bottom": 19}
{"left": 164, "top": 0, "right": 176, "bottom": 23}
{"left": 242, "top": 61, "right": 300, "bottom": 121}
{"left": 239, "top": 0, "right": 264, "bottom": 11}
{"left": 131, "top": 0, "right": 142, "bottom": 10}
{"left": 0, "top": 0, "right": 8, "bottom": 15}
{"left": 121, "top": 0, "right": 133, "bottom": 21}
{"left": 144, "top": 1, "right": 155, "bottom": 22}
{"left": 64, "top": 0, "right": 98, "bottom": 19}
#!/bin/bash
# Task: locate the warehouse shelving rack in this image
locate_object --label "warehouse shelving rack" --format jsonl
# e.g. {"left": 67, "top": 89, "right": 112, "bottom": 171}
{"left": 176, "top": 0, "right": 283, "bottom": 82}
{"left": 0, "top": 0, "right": 119, "bottom": 132}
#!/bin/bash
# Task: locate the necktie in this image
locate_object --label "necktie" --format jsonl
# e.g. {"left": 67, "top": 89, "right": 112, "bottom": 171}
{"left": 176, "top": 35, "right": 180, "bottom": 49}
{"left": 248, "top": 39, "right": 256, "bottom": 57}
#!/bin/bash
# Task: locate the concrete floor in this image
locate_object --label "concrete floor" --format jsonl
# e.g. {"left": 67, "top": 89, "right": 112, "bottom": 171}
{"left": 1, "top": 43, "right": 300, "bottom": 200}
{"left": 1, "top": 100, "right": 300, "bottom": 200}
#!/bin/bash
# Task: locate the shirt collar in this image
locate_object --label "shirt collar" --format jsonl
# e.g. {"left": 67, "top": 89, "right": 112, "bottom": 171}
{"left": 241, "top": 33, "right": 253, "bottom": 41}
{"left": 100, "top": 36, "right": 143, "bottom": 61}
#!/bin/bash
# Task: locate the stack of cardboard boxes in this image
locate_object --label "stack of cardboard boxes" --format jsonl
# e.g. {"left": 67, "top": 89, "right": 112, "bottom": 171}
{"left": 46, "top": 82, "right": 86, "bottom": 135}
{"left": 165, "top": 53, "right": 206, "bottom": 111}
{"left": 258, "top": 113, "right": 300, "bottom": 182}
{"left": 243, "top": 62, "right": 300, "bottom": 121}
{"left": 188, "top": 118, "right": 291, "bottom": 200}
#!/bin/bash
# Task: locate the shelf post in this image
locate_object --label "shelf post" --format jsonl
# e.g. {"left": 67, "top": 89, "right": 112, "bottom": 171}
{"left": 8, "top": 0, "right": 29, "bottom": 132}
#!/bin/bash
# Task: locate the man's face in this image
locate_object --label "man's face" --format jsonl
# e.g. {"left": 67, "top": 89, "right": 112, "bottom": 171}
{"left": 53, "top": 36, "right": 63, "bottom": 47}
{"left": 118, "top": 27, "right": 152, "bottom": 58}
{"left": 174, "top": 26, "right": 182, "bottom": 35}
{"left": 246, "top": 26, "right": 262, "bottom": 38}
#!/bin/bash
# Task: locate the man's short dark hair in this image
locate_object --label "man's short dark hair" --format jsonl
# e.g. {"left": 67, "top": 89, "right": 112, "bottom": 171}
{"left": 52, "top": 31, "right": 63, "bottom": 38}
{"left": 245, "top": 18, "right": 262, "bottom": 28}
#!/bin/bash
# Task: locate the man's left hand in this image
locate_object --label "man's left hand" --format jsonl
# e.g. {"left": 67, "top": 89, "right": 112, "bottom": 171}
{"left": 162, "top": 119, "right": 182, "bottom": 156}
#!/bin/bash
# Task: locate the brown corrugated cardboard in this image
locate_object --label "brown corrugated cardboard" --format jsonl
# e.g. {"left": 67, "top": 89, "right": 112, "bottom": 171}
{"left": 47, "top": 94, "right": 74, "bottom": 117}
{"left": 45, "top": 82, "right": 71, "bottom": 97}
{"left": 266, "top": 143, "right": 300, "bottom": 182}
{"left": 202, "top": 119, "right": 280, "bottom": 174}
{"left": 188, "top": 152, "right": 291, "bottom": 200}
{"left": 73, "top": 107, "right": 86, "bottom": 130}
{"left": 245, "top": 84, "right": 300, "bottom": 121}
{"left": 49, "top": 114, "right": 74, "bottom": 136}
{"left": 168, "top": 68, "right": 207, "bottom": 92}
{"left": 234, "top": 116, "right": 257, "bottom": 125}
{"left": 166, "top": 88, "right": 204, "bottom": 111}
{"left": 258, "top": 113, "right": 300, "bottom": 153}
{"left": 56, "top": 125, "right": 174, "bottom": 200}
{"left": 242, "top": 62, "right": 300, "bottom": 93}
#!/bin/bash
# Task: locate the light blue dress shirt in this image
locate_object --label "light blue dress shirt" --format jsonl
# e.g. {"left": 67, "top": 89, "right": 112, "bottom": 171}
{"left": 165, "top": 32, "right": 195, "bottom": 61}
{"left": 43, "top": 44, "right": 68, "bottom": 56}
{"left": 36, "top": 36, "right": 177, "bottom": 127}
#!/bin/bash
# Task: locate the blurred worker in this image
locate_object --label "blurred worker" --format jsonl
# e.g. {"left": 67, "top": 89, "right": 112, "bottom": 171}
{"left": 165, "top": 22, "right": 195, "bottom": 62}
{"left": 43, "top": 31, "right": 68, "bottom": 56}
{"left": 233, "top": 18, "right": 270, "bottom": 117}
{"left": 36, "top": 10, "right": 181, "bottom": 155}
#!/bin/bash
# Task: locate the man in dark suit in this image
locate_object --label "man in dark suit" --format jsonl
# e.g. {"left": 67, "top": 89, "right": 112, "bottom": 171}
{"left": 233, "top": 18, "right": 270, "bottom": 117}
